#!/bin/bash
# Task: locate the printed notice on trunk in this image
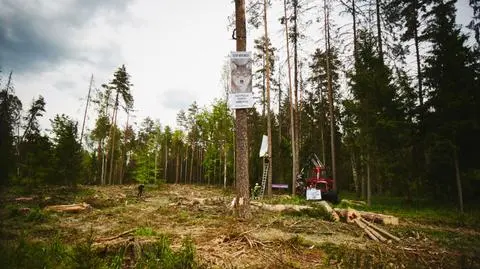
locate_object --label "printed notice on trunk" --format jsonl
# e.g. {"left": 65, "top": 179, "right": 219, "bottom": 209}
{"left": 229, "top": 51, "right": 253, "bottom": 109}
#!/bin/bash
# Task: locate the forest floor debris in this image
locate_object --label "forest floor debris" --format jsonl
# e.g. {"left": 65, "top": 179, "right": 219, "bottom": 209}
{"left": 1, "top": 184, "right": 479, "bottom": 268}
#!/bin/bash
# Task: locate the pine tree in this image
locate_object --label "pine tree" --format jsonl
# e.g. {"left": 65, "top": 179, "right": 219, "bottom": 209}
{"left": 422, "top": 0, "right": 478, "bottom": 212}
{"left": 0, "top": 72, "right": 22, "bottom": 185}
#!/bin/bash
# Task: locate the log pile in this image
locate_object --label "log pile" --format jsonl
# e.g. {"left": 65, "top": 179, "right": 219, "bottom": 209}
{"left": 334, "top": 208, "right": 399, "bottom": 225}
{"left": 334, "top": 207, "right": 400, "bottom": 242}
{"left": 249, "top": 199, "right": 400, "bottom": 242}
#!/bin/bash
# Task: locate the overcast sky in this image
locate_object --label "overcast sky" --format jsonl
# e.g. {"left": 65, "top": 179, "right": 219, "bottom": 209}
{"left": 0, "top": 0, "right": 474, "bottom": 135}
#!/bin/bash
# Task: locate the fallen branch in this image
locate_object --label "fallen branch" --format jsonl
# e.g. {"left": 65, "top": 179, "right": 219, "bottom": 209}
{"left": 360, "top": 218, "right": 400, "bottom": 242}
{"left": 15, "top": 197, "right": 35, "bottom": 202}
{"left": 95, "top": 228, "right": 137, "bottom": 242}
{"left": 44, "top": 202, "right": 92, "bottom": 213}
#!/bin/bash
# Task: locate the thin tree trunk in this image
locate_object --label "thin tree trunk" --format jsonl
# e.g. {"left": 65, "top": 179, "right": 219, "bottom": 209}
{"left": 184, "top": 146, "right": 188, "bottom": 184}
{"left": 353, "top": 0, "right": 358, "bottom": 62}
{"left": 263, "top": 0, "right": 273, "bottom": 196}
{"left": 351, "top": 153, "right": 359, "bottom": 197}
{"left": 175, "top": 147, "right": 180, "bottom": 184}
{"left": 293, "top": 0, "right": 300, "bottom": 183}
{"left": 164, "top": 140, "right": 168, "bottom": 181}
{"left": 223, "top": 144, "right": 227, "bottom": 188}
{"left": 375, "top": 0, "right": 384, "bottom": 63}
{"left": 278, "top": 70, "right": 282, "bottom": 177}
{"left": 119, "top": 112, "right": 130, "bottom": 185}
{"left": 80, "top": 75, "right": 93, "bottom": 146}
{"left": 101, "top": 142, "right": 106, "bottom": 185}
{"left": 283, "top": 0, "right": 297, "bottom": 196}
{"left": 97, "top": 140, "right": 102, "bottom": 184}
{"left": 367, "top": 154, "right": 371, "bottom": 206}
{"left": 262, "top": 55, "right": 266, "bottom": 118}
{"left": 154, "top": 146, "right": 158, "bottom": 183}
{"left": 320, "top": 91, "right": 326, "bottom": 165}
{"left": 234, "top": 0, "right": 250, "bottom": 218}
{"left": 108, "top": 93, "right": 119, "bottom": 185}
{"left": 180, "top": 152, "right": 184, "bottom": 184}
{"left": 189, "top": 145, "right": 194, "bottom": 184}
{"left": 361, "top": 163, "right": 366, "bottom": 199}
{"left": 324, "top": 0, "right": 337, "bottom": 190}
{"left": 413, "top": 1, "right": 423, "bottom": 113}
{"left": 453, "top": 146, "right": 463, "bottom": 213}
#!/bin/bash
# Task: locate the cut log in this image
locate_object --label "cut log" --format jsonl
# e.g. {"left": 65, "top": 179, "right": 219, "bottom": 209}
{"left": 44, "top": 202, "right": 92, "bottom": 213}
{"left": 334, "top": 208, "right": 360, "bottom": 223}
{"left": 357, "top": 218, "right": 387, "bottom": 242}
{"left": 353, "top": 218, "right": 379, "bottom": 241}
{"left": 250, "top": 201, "right": 311, "bottom": 212}
{"left": 334, "top": 208, "right": 399, "bottom": 225}
{"left": 250, "top": 201, "right": 339, "bottom": 221}
{"left": 359, "top": 211, "right": 399, "bottom": 225}
{"left": 360, "top": 218, "right": 400, "bottom": 242}
{"left": 315, "top": 201, "right": 340, "bottom": 222}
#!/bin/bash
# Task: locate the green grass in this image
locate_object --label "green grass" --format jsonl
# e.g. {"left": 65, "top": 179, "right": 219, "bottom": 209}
{"left": 264, "top": 194, "right": 307, "bottom": 205}
{"left": 136, "top": 235, "right": 199, "bottom": 269}
{"left": 0, "top": 230, "right": 201, "bottom": 269}
{"left": 134, "top": 227, "right": 157, "bottom": 236}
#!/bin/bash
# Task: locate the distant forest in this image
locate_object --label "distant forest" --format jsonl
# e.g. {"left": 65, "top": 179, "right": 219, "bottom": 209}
{"left": 1, "top": 0, "right": 479, "bottom": 211}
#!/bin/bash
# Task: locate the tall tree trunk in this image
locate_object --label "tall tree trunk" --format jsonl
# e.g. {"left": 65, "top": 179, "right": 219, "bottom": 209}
{"left": 108, "top": 93, "right": 119, "bottom": 185}
{"left": 164, "top": 140, "right": 168, "bottom": 181}
{"left": 189, "top": 145, "right": 194, "bottom": 184}
{"left": 367, "top": 154, "right": 371, "bottom": 206}
{"left": 283, "top": 0, "right": 297, "bottom": 196}
{"left": 413, "top": 0, "right": 423, "bottom": 114}
{"left": 278, "top": 70, "right": 282, "bottom": 174}
{"left": 262, "top": 55, "right": 266, "bottom": 118}
{"left": 320, "top": 91, "right": 326, "bottom": 165}
{"left": 293, "top": 0, "right": 300, "bottom": 183}
{"left": 351, "top": 153, "right": 359, "bottom": 197}
{"left": 101, "top": 142, "right": 107, "bottom": 185}
{"left": 234, "top": 0, "right": 250, "bottom": 218}
{"left": 324, "top": 0, "right": 337, "bottom": 190}
{"left": 453, "top": 146, "right": 463, "bottom": 213}
{"left": 80, "top": 75, "right": 93, "bottom": 146}
{"left": 263, "top": 0, "right": 273, "bottom": 197}
{"left": 375, "top": 0, "right": 384, "bottom": 63}
{"left": 175, "top": 148, "right": 180, "bottom": 184}
{"left": 119, "top": 112, "right": 130, "bottom": 185}
{"left": 223, "top": 144, "right": 228, "bottom": 188}
{"left": 353, "top": 0, "right": 358, "bottom": 62}
{"left": 184, "top": 145, "right": 188, "bottom": 183}
{"left": 154, "top": 145, "right": 158, "bottom": 183}
{"left": 361, "top": 154, "right": 366, "bottom": 199}
{"left": 180, "top": 151, "right": 184, "bottom": 184}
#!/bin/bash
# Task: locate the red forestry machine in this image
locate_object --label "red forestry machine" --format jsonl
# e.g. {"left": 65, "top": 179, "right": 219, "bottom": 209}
{"left": 295, "top": 154, "right": 338, "bottom": 203}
